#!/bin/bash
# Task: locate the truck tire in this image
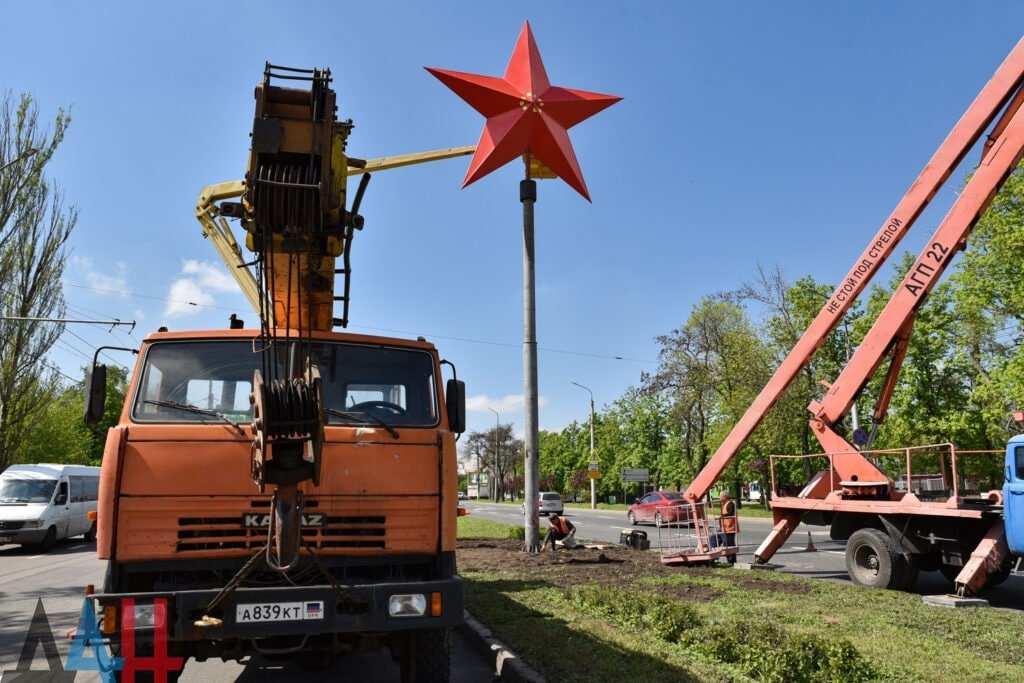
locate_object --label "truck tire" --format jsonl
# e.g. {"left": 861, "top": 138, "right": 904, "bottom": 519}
{"left": 400, "top": 627, "right": 451, "bottom": 683}
{"left": 939, "top": 563, "right": 963, "bottom": 585}
{"left": 987, "top": 561, "right": 1013, "bottom": 587}
{"left": 941, "top": 560, "right": 1012, "bottom": 588}
{"left": 846, "top": 528, "right": 901, "bottom": 589}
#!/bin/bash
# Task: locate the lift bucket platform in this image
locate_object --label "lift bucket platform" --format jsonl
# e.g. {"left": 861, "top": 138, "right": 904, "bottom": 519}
{"left": 659, "top": 501, "right": 738, "bottom": 566}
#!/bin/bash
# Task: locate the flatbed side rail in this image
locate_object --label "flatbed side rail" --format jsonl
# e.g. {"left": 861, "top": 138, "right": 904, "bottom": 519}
{"left": 768, "top": 444, "right": 1004, "bottom": 502}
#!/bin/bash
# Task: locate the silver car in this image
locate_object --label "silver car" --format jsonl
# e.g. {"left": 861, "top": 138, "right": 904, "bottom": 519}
{"left": 523, "top": 491, "right": 564, "bottom": 516}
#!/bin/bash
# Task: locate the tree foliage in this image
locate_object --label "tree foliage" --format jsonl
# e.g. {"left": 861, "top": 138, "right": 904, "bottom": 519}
{"left": 15, "top": 364, "right": 127, "bottom": 466}
{"left": 461, "top": 423, "right": 522, "bottom": 501}
{"left": 0, "top": 92, "right": 75, "bottom": 471}
{"left": 539, "top": 160, "right": 1024, "bottom": 499}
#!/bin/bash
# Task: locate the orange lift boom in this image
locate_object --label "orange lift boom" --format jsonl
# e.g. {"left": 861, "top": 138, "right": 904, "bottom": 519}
{"left": 675, "top": 37, "right": 1024, "bottom": 588}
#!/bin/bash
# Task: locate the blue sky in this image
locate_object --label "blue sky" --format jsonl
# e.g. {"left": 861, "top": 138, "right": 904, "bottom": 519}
{"left": 3, "top": 3, "right": 1024, "bottom": 455}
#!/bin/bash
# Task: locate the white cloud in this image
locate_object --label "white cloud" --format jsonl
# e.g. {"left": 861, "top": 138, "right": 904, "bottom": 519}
{"left": 466, "top": 393, "right": 549, "bottom": 415}
{"left": 73, "top": 256, "right": 129, "bottom": 295}
{"left": 163, "top": 260, "right": 238, "bottom": 317}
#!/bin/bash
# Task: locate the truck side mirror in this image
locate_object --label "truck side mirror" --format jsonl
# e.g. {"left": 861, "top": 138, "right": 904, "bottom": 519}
{"left": 446, "top": 379, "right": 466, "bottom": 434}
{"left": 84, "top": 364, "right": 108, "bottom": 426}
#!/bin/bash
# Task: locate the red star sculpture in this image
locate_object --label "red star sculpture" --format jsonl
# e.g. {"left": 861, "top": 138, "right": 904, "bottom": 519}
{"left": 426, "top": 21, "right": 621, "bottom": 201}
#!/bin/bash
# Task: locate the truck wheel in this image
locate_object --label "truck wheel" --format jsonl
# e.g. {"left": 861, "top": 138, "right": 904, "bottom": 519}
{"left": 987, "top": 561, "right": 1013, "bottom": 587}
{"left": 627, "top": 511, "right": 637, "bottom": 526}
{"left": 939, "top": 563, "right": 963, "bottom": 584}
{"left": 845, "top": 529, "right": 900, "bottom": 589}
{"left": 400, "top": 627, "right": 451, "bottom": 683}
{"left": 942, "top": 560, "right": 1012, "bottom": 588}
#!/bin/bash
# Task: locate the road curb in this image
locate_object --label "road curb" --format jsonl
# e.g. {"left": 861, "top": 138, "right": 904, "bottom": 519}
{"left": 459, "top": 610, "right": 545, "bottom": 682}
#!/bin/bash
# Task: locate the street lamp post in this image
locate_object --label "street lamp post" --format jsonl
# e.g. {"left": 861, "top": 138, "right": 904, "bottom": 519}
{"left": 571, "top": 381, "right": 597, "bottom": 510}
{"left": 487, "top": 407, "right": 499, "bottom": 501}
{"left": 0, "top": 147, "right": 37, "bottom": 174}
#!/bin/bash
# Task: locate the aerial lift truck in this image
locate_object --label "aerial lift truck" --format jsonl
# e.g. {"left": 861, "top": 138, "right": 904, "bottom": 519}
{"left": 664, "top": 37, "right": 1024, "bottom": 598}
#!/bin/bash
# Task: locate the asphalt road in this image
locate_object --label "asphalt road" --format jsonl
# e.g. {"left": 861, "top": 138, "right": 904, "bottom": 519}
{"left": 464, "top": 501, "right": 1024, "bottom": 610}
{"left": 0, "top": 540, "right": 495, "bottom": 682}
{"left": 5, "top": 504, "right": 1024, "bottom": 680}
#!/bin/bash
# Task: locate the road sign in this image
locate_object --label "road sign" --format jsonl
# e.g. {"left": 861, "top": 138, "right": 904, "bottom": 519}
{"left": 588, "top": 462, "right": 600, "bottom": 471}
{"left": 621, "top": 468, "right": 649, "bottom": 482}
{"left": 588, "top": 470, "right": 601, "bottom": 480}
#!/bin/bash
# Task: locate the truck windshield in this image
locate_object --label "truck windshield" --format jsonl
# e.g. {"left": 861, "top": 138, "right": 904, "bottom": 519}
{"left": 132, "top": 340, "right": 439, "bottom": 427}
{"left": 0, "top": 477, "right": 56, "bottom": 504}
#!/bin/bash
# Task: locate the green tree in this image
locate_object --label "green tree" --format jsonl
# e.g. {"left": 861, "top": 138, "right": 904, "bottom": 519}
{"left": 647, "top": 297, "right": 770, "bottom": 498}
{"left": 598, "top": 388, "right": 676, "bottom": 497}
{"left": 0, "top": 93, "right": 75, "bottom": 471}
{"left": 462, "top": 423, "right": 522, "bottom": 501}
{"left": 538, "top": 423, "right": 587, "bottom": 497}
{"left": 738, "top": 268, "right": 866, "bottom": 491}
{"left": 15, "top": 383, "right": 92, "bottom": 464}
{"left": 16, "top": 364, "right": 127, "bottom": 466}
{"left": 952, "top": 162, "right": 1024, "bottom": 449}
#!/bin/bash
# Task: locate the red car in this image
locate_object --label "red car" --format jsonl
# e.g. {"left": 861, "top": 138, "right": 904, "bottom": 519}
{"left": 627, "top": 491, "right": 692, "bottom": 526}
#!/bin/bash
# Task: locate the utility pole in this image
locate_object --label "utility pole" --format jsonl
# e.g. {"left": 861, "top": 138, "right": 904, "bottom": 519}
{"left": 571, "top": 381, "right": 597, "bottom": 509}
{"left": 488, "top": 407, "right": 499, "bottom": 501}
{"left": 521, "top": 178, "right": 540, "bottom": 550}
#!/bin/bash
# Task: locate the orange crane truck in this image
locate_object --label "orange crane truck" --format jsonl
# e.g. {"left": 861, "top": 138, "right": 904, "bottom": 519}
{"left": 83, "top": 65, "right": 467, "bottom": 681}
{"left": 662, "top": 37, "right": 1024, "bottom": 599}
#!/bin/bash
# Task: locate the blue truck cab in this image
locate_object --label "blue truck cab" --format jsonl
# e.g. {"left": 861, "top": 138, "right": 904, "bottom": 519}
{"left": 1004, "top": 435, "right": 1024, "bottom": 554}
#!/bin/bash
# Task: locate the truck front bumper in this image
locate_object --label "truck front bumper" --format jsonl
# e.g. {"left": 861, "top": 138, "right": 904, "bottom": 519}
{"left": 95, "top": 577, "right": 463, "bottom": 641}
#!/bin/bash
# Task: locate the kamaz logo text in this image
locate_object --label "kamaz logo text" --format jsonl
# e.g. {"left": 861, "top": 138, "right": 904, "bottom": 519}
{"left": 241, "top": 513, "right": 326, "bottom": 528}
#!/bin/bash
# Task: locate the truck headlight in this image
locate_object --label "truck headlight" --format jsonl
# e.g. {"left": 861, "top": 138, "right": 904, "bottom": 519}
{"left": 24, "top": 520, "right": 43, "bottom": 529}
{"left": 388, "top": 594, "right": 427, "bottom": 617}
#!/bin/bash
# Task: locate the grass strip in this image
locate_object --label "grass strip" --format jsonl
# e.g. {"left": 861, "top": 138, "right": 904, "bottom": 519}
{"left": 458, "top": 516, "right": 1024, "bottom": 682}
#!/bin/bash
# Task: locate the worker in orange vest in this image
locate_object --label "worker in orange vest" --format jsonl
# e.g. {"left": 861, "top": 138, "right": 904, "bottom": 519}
{"left": 719, "top": 492, "right": 739, "bottom": 564}
{"left": 542, "top": 514, "right": 576, "bottom": 551}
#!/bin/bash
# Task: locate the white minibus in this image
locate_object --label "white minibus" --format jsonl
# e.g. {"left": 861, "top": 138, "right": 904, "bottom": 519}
{"left": 0, "top": 463, "right": 101, "bottom": 550}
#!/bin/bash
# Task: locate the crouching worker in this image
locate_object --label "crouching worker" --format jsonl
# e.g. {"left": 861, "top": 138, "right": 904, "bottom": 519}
{"left": 543, "top": 514, "right": 576, "bottom": 551}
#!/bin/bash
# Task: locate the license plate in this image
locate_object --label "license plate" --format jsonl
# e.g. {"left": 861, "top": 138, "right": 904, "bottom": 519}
{"left": 236, "top": 601, "right": 324, "bottom": 623}
{"left": 0, "top": 537, "right": 10, "bottom": 544}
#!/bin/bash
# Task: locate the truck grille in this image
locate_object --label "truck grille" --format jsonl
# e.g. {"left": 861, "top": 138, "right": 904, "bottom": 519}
{"left": 0, "top": 520, "right": 25, "bottom": 531}
{"left": 176, "top": 514, "right": 387, "bottom": 552}
{"left": 116, "top": 496, "right": 438, "bottom": 559}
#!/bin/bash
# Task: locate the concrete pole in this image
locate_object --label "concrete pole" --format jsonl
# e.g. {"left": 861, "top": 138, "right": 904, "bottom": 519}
{"left": 488, "top": 407, "right": 499, "bottom": 500}
{"left": 521, "top": 177, "right": 540, "bottom": 552}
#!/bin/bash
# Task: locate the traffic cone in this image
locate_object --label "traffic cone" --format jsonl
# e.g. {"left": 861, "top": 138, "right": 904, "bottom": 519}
{"left": 804, "top": 531, "right": 817, "bottom": 552}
